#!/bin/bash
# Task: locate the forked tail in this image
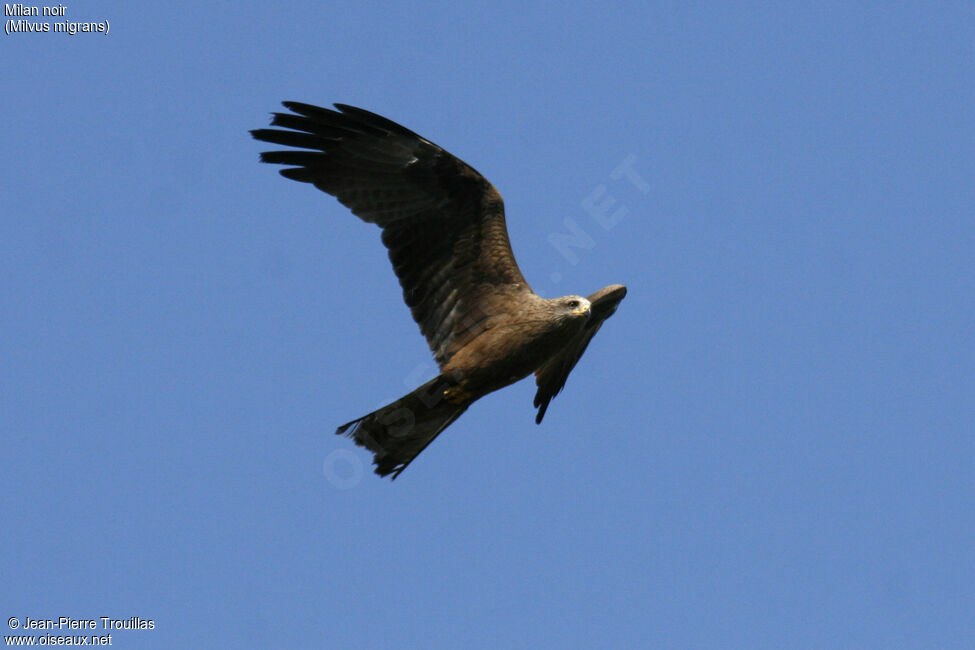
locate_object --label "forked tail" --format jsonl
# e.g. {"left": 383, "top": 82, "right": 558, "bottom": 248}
{"left": 335, "top": 375, "right": 469, "bottom": 479}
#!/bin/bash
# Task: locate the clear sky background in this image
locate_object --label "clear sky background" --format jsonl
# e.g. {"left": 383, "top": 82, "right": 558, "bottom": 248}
{"left": 3, "top": 2, "right": 973, "bottom": 648}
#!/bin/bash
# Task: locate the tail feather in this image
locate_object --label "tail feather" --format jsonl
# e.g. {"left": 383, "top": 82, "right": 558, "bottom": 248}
{"left": 336, "top": 375, "right": 469, "bottom": 479}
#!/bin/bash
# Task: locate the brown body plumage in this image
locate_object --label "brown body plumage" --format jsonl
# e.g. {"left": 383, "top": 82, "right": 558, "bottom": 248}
{"left": 252, "top": 102, "right": 626, "bottom": 478}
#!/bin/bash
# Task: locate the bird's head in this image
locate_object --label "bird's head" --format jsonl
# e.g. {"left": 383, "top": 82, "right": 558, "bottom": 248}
{"left": 558, "top": 295, "right": 592, "bottom": 319}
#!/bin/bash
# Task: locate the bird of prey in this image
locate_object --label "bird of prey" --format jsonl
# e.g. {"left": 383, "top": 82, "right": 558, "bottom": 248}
{"left": 251, "top": 102, "right": 626, "bottom": 478}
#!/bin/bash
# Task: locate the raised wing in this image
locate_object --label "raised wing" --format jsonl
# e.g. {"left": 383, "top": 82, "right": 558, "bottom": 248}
{"left": 251, "top": 102, "right": 531, "bottom": 367}
{"left": 533, "top": 284, "right": 627, "bottom": 423}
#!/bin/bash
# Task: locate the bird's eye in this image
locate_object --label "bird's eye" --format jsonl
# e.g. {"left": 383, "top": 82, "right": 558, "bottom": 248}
{"left": 568, "top": 300, "right": 579, "bottom": 308}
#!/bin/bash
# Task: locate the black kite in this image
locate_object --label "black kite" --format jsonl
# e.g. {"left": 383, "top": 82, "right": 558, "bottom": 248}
{"left": 252, "top": 102, "right": 626, "bottom": 478}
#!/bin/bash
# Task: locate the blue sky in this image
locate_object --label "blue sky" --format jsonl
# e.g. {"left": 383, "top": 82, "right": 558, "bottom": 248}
{"left": 3, "top": 2, "right": 973, "bottom": 648}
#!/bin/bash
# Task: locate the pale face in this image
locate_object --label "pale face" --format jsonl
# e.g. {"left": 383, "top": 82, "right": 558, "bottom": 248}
{"left": 559, "top": 295, "right": 591, "bottom": 317}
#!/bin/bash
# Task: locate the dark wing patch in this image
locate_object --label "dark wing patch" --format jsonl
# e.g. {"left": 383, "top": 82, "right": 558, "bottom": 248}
{"left": 251, "top": 102, "right": 531, "bottom": 367}
{"left": 533, "top": 284, "right": 627, "bottom": 423}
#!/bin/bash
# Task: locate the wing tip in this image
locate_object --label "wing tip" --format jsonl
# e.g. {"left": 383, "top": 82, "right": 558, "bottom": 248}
{"left": 534, "top": 407, "right": 547, "bottom": 424}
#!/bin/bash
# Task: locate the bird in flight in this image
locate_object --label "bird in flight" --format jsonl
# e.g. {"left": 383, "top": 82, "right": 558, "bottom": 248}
{"left": 252, "top": 102, "right": 626, "bottom": 478}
